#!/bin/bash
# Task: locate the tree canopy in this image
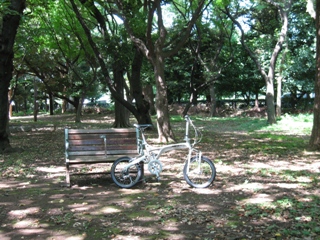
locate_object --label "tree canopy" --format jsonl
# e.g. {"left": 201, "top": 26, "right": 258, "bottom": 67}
{"left": 0, "top": 0, "right": 319, "bottom": 148}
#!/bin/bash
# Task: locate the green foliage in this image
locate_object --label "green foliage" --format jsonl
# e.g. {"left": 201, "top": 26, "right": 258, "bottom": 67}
{"left": 283, "top": 1, "right": 315, "bottom": 95}
{"left": 216, "top": 0, "right": 231, "bottom": 7}
{"left": 0, "top": 1, "right": 21, "bottom": 15}
{"left": 8, "top": 0, "right": 317, "bottom": 119}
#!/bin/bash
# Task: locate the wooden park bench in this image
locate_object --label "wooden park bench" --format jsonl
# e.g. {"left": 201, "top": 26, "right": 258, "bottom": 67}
{"left": 64, "top": 128, "right": 140, "bottom": 187}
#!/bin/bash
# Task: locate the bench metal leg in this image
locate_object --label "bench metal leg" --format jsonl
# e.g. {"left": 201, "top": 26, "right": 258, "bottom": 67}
{"left": 66, "top": 163, "right": 71, "bottom": 187}
{"left": 139, "top": 161, "right": 144, "bottom": 182}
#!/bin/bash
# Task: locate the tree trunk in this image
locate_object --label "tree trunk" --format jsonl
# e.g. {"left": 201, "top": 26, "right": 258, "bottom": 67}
{"left": 154, "top": 55, "right": 175, "bottom": 142}
{"left": 265, "top": 0, "right": 291, "bottom": 123}
{"left": 0, "top": 0, "right": 26, "bottom": 152}
{"left": 129, "top": 47, "right": 152, "bottom": 125}
{"left": 276, "top": 47, "right": 287, "bottom": 116}
{"left": 209, "top": 82, "right": 218, "bottom": 117}
{"left": 33, "top": 78, "right": 38, "bottom": 122}
{"left": 75, "top": 102, "right": 82, "bottom": 123}
{"left": 114, "top": 101, "right": 131, "bottom": 127}
{"left": 113, "top": 60, "right": 131, "bottom": 128}
{"left": 74, "top": 97, "right": 81, "bottom": 123}
{"left": 183, "top": 62, "right": 198, "bottom": 116}
{"left": 266, "top": 77, "right": 276, "bottom": 124}
{"left": 49, "top": 92, "right": 54, "bottom": 115}
{"left": 276, "top": 76, "right": 282, "bottom": 117}
{"left": 309, "top": 0, "right": 320, "bottom": 150}
{"left": 8, "top": 89, "right": 13, "bottom": 119}
{"left": 254, "top": 93, "right": 260, "bottom": 109}
{"left": 143, "top": 83, "right": 156, "bottom": 115}
{"left": 118, "top": 0, "right": 206, "bottom": 142}
{"left": 70, "top": 0, "right": 143, "bottom": 125}
{"left": 225, "top": 0, "right": 291, "bottom": 124}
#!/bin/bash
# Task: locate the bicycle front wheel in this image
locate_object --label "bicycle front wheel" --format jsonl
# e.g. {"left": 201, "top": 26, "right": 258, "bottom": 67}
{"left": 183, "top": 156, "right": 216, "bottom": 188}
{"left": 111, "top": 157, "right": 142, "bottom": 188}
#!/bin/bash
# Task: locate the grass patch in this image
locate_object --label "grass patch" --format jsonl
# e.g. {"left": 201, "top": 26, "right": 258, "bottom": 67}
{"left": 0, "top": 158, "right": 36, "bottom": 178}
{"left": 239, "top": 196, "right": 320, "bottom": 238}
{"left": 260, "top": 113, "right": 313, "bottom": 134}
{"left": 1, "top": 113, "right": 319, "bottom": 239}
{"left": 197, "top": 113, "right": 312, "bottom": 134}
{"left": 243, "top": 133, "right": 308, "bottom": 155}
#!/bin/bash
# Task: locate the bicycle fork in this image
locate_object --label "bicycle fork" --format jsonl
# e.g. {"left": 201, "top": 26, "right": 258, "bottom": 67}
{"left": 185, "top": 149, "right": 202, "bottom": 175}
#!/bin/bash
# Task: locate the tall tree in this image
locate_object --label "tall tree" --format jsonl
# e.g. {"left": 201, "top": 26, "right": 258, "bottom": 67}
{"left": 0, "top": 0, "right": 26, "bottom": 152}
{"left": 282, "top": 0, "right": 315, "bottom": 112}
{"left": 116, "top": 0, "right": 210, "bottom": 142}
{"left": 309, "top": 0, "right": 320, "bottom": 150}
{"left": 189, "top": 10, "right": 235, "bottom": 117}
{"left": 225, "top": 0, "right": 292, "bottom": 124}
{"left": 16, "top": 1, "right": 101, "bottom": 122}
{"left": 69, "top": 0, "right": 152, "bottom": 127}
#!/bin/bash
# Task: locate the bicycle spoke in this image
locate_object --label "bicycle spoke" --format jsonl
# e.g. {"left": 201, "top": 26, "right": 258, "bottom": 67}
{"left": 183, "top": 156, "right": 216, "bottom": 188}
{"left": 111, "top": 157, "right": 142, "bottom": 188}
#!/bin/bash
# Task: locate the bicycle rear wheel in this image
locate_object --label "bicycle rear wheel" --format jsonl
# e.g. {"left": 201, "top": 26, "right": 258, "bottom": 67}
{"left": 183, "top": 156, "right": 216, "bottom": 188}
{"left": 111, "top": 157, "right": 142, "bottom": 188}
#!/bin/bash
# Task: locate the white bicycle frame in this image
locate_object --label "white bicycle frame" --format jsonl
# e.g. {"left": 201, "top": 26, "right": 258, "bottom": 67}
{"left": 123, "top": 116, "right": 202, "bottom": 178}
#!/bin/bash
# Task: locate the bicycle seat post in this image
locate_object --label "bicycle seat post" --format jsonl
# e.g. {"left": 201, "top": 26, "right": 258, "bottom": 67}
{"left": 134, "top": 124, "right": 152, "bottom": 148}
{"left": 184, "top": 115, "right": 190, "bottom": 142}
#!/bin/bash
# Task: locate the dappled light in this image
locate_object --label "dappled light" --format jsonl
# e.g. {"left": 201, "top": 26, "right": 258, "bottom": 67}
{"left": 1, "top": 114, "right": 319, "bottom": 239}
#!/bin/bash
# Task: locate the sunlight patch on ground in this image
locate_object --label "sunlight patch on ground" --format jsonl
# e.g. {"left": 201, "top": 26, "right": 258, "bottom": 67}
{"left": 192, "top": 188, "right": 216, "bottom": 194}
{"left": 12, "top": 219, "right": 43, "bottom": 229}
{"left": 197, "top": 204, "right": 216, "bottom": 211}
{"left": 99, "top": 206, "right": 121, "bottom": 214}
{"left": 8, "top": 207, "right": 40, "bottom": 219}
{"left": 240, "top": 193, "right": 274, "bottom": 204}
{"left": 215, "top": 164, "right": 243, "bottom": 174}
{"left": 133, "top": 216, "right": 155, "bottom": 222}
{"left": 119, "top": 188, "right": 145, "bottom": 195}
{"left": 226, "top": 182, "right": 267, "bottom": 192}
{"left": 37, "top": 166, "right": 65, "bottom": 173}
{"left": 247, "top": 160, "right": 316, "bottom": 171}
{"left": 113, "top": 235, "right": 142, "bottom": 240}
{"left": 17, "top": 181, "right": 31, "bottom": 188}
{"left": 227, "top": 182, "right": 304, "bottom": 192}
{"left": 15, "top": 228, "right": 46, "bottom": 236}
{"left": 68, "top": 204, "right": 92, "bottom": 212}
{"left": 65, "top": 236, "right": 86, "bottom": 240}
{"left": 275, "top": 183, "right": 306, "bottom": 189}
{"left": 18, "top": 199, "right": 34, "bottom": 206}
{"left": 0, "top": 180, "right": 20, "bottom": 189}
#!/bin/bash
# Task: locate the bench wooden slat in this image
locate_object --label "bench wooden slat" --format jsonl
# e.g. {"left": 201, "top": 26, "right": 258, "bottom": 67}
{"left": 67, "top": 149, "right": 138, "bottom": 156}
{"left": 68, "top": 139, "right": 136, "bottom": 146}
{"left": 67, "top": 128, "right": 136, "bottom": 133}
{"left": 65, "top": 127, "right": 140, "bottom": 187}
{"left": 68, "top": 133, "right": 136, "bottom": 140}
{"left": 68, "top": 154, "right": 133, "bottom": 162}
{"left": 68, "top": 146, "right": 136, "bottom": 152}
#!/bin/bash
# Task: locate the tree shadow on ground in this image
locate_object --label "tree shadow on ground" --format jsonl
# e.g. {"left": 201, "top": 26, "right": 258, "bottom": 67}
{"left": 1, "top": 116, "right": 319, "bottom": 239}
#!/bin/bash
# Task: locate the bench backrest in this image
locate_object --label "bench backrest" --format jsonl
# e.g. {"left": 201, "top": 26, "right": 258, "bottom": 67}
{"left": 65, "top": 128, "right": 138, "bottom": 163}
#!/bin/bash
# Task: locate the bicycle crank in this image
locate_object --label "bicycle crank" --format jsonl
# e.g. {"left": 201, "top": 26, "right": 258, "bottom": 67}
{"left": 148, "top": 160, "right": 163, "bottom": 177}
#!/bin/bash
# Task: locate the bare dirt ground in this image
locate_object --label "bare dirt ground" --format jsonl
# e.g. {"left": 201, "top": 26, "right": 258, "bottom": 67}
{"left": 0, "top": 112, "right": 320, "bottom": 240}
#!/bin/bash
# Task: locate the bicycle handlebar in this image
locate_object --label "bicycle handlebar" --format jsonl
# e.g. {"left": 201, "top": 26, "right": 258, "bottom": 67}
{"left": 133, "top": 124, "right": 153, "bottom": 130}
{"left": 184, "top": 115, "right": 202, "bottom": 145}
{"left": 134, "top": 115, "right": 201, "bottom": 145}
